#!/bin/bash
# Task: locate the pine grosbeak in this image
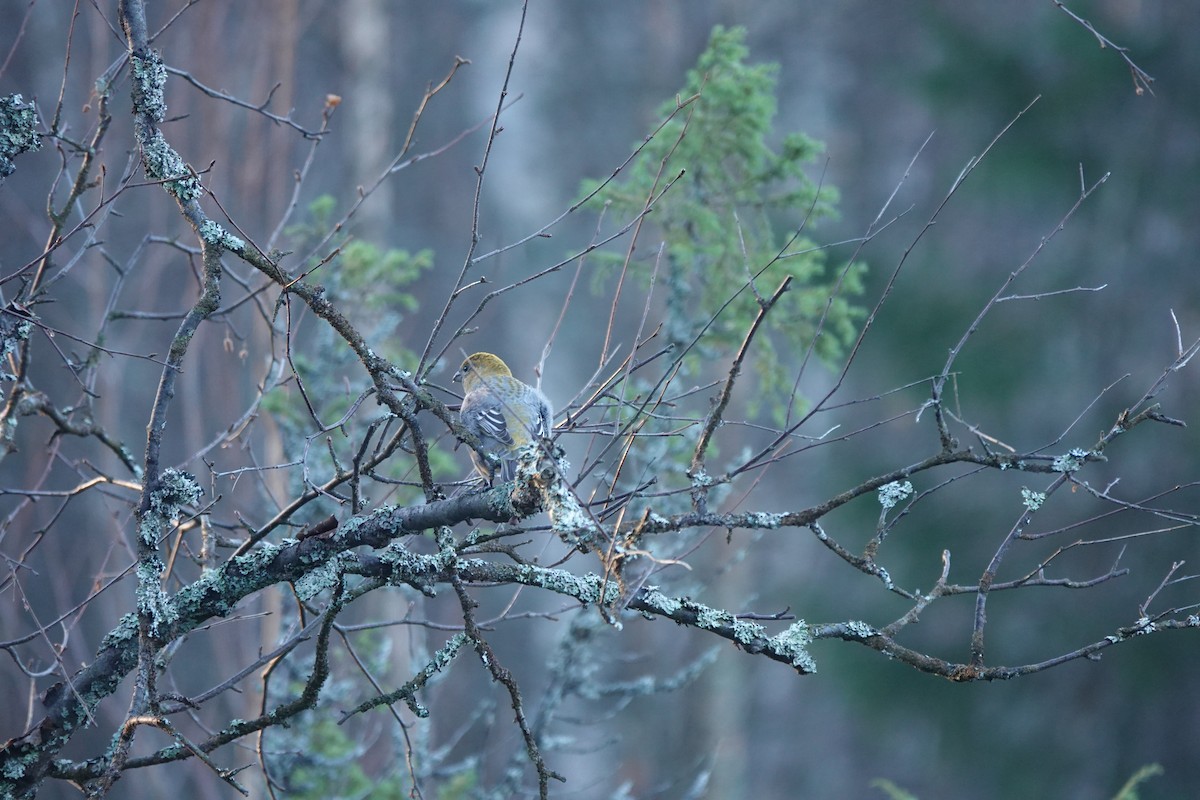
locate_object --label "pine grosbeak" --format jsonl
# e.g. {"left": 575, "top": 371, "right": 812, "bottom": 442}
{"left": 454, "top": 352, "right": 553, "bottom": 484}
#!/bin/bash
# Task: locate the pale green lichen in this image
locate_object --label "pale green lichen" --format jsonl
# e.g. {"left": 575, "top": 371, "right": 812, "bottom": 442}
{"left": 646, "top": 511, "right": 671, "bottom": 528}
{"left": 843, "top": 620, "right": 876, "bottom": 639}
{"left": 875, "top": 565, "right": 894, "bottom": 591}
{"left": 506, "top": 562, "right": 620, "bottom": 605}
{"left": 1052, "top": 448, "right": 1091, "bottom": 473}
{"left": 432, "top": 632, "right": 469, "bottom": 671}
{"left": 689, "top": 468, "right": 715, "bottom": 489}
{"left": 341, "top": 504, "right": 410, "bottom": 542}
{"left": 139, "top": 468, "right": 202, "bottom": 547}
{"left": 0, "top": 93, "right": 41, "bottom": 180}
{"left": 199, "top": 219, "right": 244, "bottom": 251}
{"left": 100, "top": 613, "right": 140, "bottom": 649}
{"left": 130, "top": 52, "right": 167, "bottom": 123}
{"left": 1021, "top": 488, "right": 1045, "bottom": 511}
{"left": 641, "top": 587, "right": 681, "bottom": 616}
{"left": 378, "top": 541, "right": 423, "bottom": 572}
{"left": 3, "top": 750, "right": 34, "bottom": 779}
{"left": 135, "top": 560, "right": 178, "bottom": 638}
{"left": 536, "top": 450, "right": 600, "bottom": 548}
{"left": 546, "top": 479, "right": 591, "bottom": 533}
{"left": 401, "top": 635, "right": 470, "bottom": 719}
{"left": 745, "top": 512, "right": 784, "bottom": 529}
{"left": 293, "top": 552, "right": 351, "bottom": 601}
{"left": 150, "top": 468, "right": 202, "bottom": 514}
{"left": 770, "top": 621, "right": 816, "bottom": 672}
{"left": 140, "top": 129, "right": 202, "bottom": 201}
{"left": 878, "top": 480, "right": 914, "bottom": 510}
{"left": 430, "top": 540, "right": 458, "bottom": 573}
{"left": 731, "top": 618, "right": 766, "bottom": 644}
{"left": 695, "top": 606, "right": 735, "bottom": 630}
{"left": 172, "top": 541, "right": 286, "bottom": 621}
{"left": 0, "top": 314, "right": 31, "bottom": 381}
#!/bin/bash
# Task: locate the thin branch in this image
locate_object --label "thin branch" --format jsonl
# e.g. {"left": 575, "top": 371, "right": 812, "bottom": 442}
{"left": 1051, "top": 0, "right": 1155, "bottom": 95}
{"left": 166, "top": 66, "right": 327, "bottom": 138}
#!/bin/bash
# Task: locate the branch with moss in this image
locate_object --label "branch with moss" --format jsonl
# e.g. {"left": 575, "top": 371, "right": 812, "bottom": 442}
{"left": 5, "top": 377, "right": 1193, "bottom": 796}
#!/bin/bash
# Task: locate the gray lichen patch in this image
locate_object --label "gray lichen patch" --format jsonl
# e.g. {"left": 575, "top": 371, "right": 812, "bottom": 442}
{"left": 130, "top": 51, "right": 167, "bottom": 123}
{"left": 0, "top": 94, "right": 41, "bottom": 181}
{"left": 139, "top": 129, "right": 202, "bottom": 201}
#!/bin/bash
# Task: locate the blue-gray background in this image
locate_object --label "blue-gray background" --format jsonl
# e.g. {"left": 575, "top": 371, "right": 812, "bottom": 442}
{"left": 2, "top": 2, "right": 1197, "bottom": 798}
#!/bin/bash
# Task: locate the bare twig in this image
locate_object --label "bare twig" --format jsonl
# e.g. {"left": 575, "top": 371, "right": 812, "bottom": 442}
{"left": 1052, "top": 0, "right": 1155, "bottom": 95}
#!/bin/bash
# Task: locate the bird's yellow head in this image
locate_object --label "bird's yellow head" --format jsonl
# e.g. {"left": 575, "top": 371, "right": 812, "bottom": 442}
{"left": 454, "top": 352, "right": 513, "bottom": 393}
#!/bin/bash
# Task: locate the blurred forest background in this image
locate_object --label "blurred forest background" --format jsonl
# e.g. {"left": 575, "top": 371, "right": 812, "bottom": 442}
{"left": 2, "top": 1, "right": 1199, "bottom": 798}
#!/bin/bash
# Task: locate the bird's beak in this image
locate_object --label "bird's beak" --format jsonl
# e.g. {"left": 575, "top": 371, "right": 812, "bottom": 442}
{"left": 452, "top": 370, "right": 462, "bottom": 383}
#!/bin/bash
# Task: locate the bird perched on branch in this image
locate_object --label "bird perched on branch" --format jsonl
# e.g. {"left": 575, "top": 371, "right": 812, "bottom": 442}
{"left": 454, "top": 352, "right": 553, "bottom": 484}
